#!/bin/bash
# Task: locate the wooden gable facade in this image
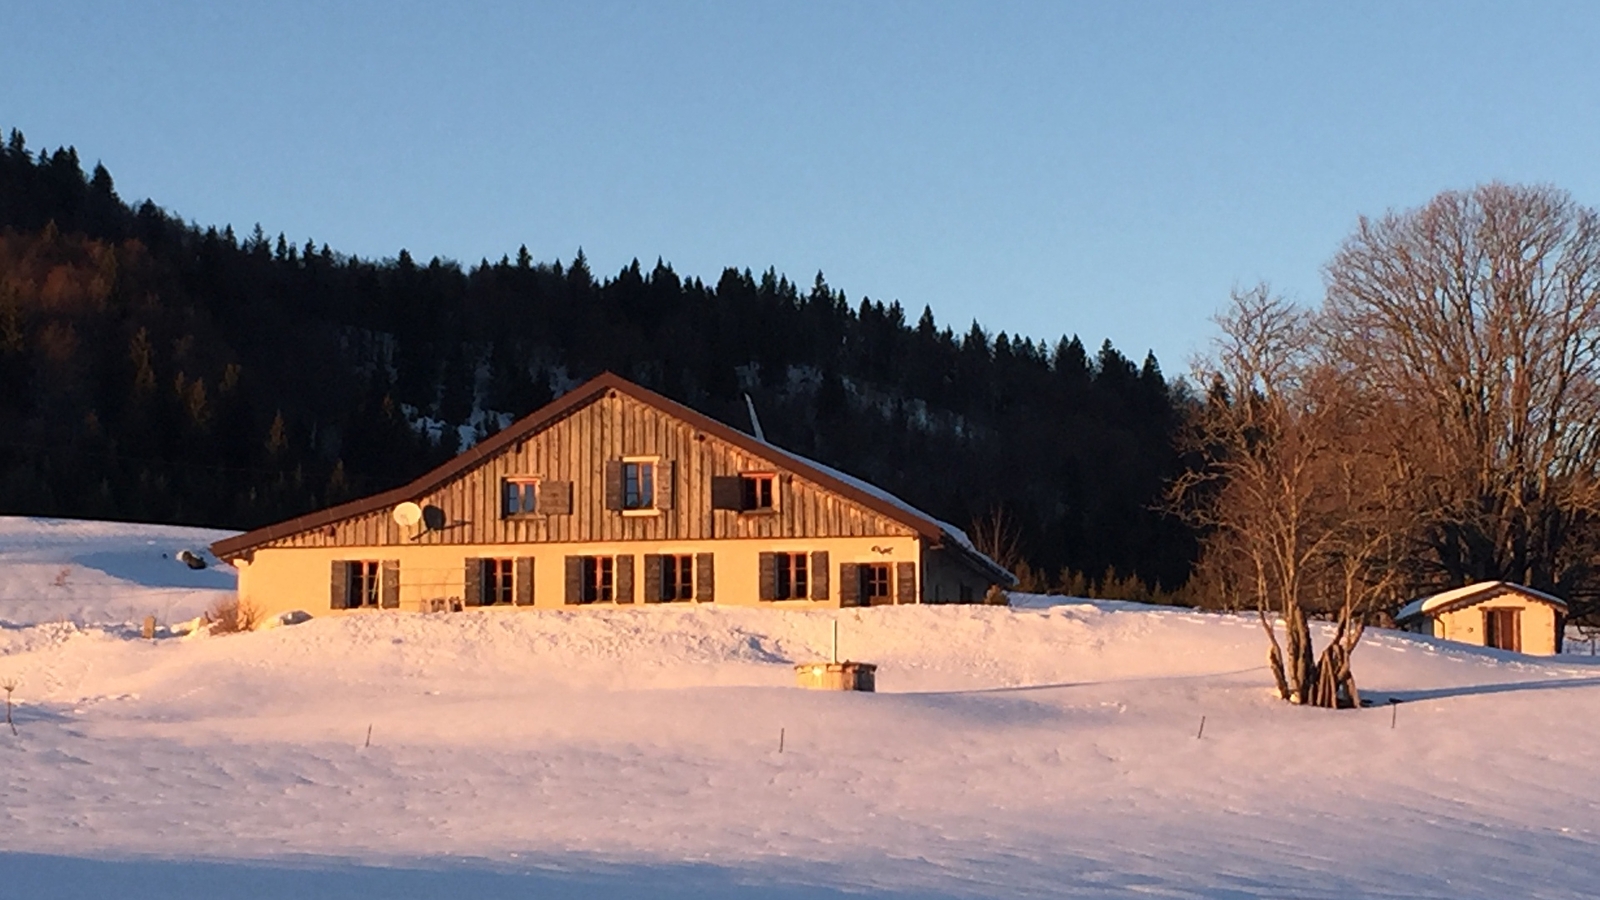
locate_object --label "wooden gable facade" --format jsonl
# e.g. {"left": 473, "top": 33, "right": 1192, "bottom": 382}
{"left": 214, "top": 373, "right": 1012, "bottom": 618}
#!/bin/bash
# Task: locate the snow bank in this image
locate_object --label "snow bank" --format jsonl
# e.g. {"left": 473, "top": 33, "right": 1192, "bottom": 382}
{"left": 0, "top": 516, "right": 236, "bottom": 627}
{"left": 2, "top": 523, "right": 1599, "bottom": 898}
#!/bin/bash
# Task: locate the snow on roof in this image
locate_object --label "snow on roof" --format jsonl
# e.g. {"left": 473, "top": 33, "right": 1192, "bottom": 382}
{"left": 756, "top": 440, "right": 1016, "bottom": 584}
{"left": 1396, "top": 580, "right": 1568, "bottom": 621}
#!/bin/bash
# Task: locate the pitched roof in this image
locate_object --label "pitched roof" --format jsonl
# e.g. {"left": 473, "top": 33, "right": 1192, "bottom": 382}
{"left": 210, "top": 372, "right": 1016, "bottom": 583}
{"left": 1395, "top": 580, "right": 1568, "bottom": 621}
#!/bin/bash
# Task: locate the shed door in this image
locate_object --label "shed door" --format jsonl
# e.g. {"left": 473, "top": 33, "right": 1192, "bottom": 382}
{"left": 1484, "top": 608, "right": 1521, "bottom": 652}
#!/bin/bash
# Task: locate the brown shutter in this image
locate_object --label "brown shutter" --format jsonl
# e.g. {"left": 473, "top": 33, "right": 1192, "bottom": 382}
{"left": 515, "top": 557, "right": 534, "bottom": 606}
{"left": 330, "top": 561, "right": 349, "bottom": 609}
{"left": 695, "top": 552, "right": 715, "bottom": 601}
{"left": 811, "top": 551, "right": 830, "bottom": 600}
{"left": 380, "top": 560, "right": 400, "bottom": 608}
{"left": 463, "top": 558, "right": 483, "bottom": 606}
{"left": 657, "top": 461, "right": 675, "bottom": 510}
{"left": 604, "top": 460, "right": 624, "bottom": 511}
{"left": 1513, "top": 609, "right": 1522, "bottom": 653}
{"left": 643, "top": 554, "right": 664, "bottom": 603}
{"left": 538, "top": 480, "right": 573, "bottom": 514}
{"left": 615, "top": 554, "right": 634, "bottom": 604}
{"left": 564, "top": 556, "right": 583, "bottom": 605}
{"left": 710, "top": 476, "right": 743, "bottom": 511}
{"left": 758, "top": 552, "right": 778, "bottom": 601}
{"left": 839, "top": 563, "right": 860, "bottom": 607}
{"left": 896, "top": 562, "right": 917, "bottom": 605}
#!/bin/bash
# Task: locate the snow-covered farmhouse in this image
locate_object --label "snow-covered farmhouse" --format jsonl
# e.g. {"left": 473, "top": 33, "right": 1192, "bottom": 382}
{"left": 211, "top": 372, "right": 1013, "bottom": 620}
{"left": 1395, "top": 581, "right": 1568, "bottom": 655}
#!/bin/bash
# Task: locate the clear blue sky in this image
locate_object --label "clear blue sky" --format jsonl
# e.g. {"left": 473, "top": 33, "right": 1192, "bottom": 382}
{"left": 5, "top": 1, "right": 1599, "bottom": 371}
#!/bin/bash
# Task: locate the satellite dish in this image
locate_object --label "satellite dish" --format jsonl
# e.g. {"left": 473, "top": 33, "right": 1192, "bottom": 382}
{"left": 392, "top": 502, "right": 423, "bottom": 529}
{"left": 421, "top": 504, "right": 447, "bottom": 531}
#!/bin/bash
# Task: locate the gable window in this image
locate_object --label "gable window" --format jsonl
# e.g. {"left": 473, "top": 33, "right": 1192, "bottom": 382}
{"left": 502, "top": 478, "right": 539, "bottom": 517}
{"left": 606, "top": 458, "right": 672, "bottom": 514}
{"left": 623, "top": 461, "right": 654, "bottom": 510}
{"left": 741, "top": 474, "right": 775, "bottom": 511}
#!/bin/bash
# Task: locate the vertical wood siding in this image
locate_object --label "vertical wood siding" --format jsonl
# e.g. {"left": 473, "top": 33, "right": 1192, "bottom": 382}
{"left": 261, "top": 391, "right": 917, "bottom": 550}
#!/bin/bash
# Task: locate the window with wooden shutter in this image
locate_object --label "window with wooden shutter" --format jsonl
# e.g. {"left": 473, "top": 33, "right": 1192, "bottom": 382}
{"left": 863, "top": 564, "right": 892, "bottom": 605}
{"left": 538, "top": 480, "right": 573, "bottom": 515}
{"left": 620, "top": 459, "right": 656, "bottom": 510}
{"left": 345, "top": 561, "right": 380, "bottom": 608}
{"left": 839, "top": 563, "right": 860, "bottom": 607}
{"left": 810, "top": 551, "right": 830, "bottom": 600}
{"left": 741, "top": 474, "right": 776, "bottom": 511}
{"left": 381, "top": 560, "right": 400, "bottom": 608}
{"left": 515, "top": 557, "right": 535, "bottom": 606}
{"left": 330, "top": 561, "right": 350, "bottom": 609}
{"left": 658, "top": 555, "right": 693, "bottom": 601}
{"left": 604, "top": 460, "right": 624, "bottom": 511}
{"left": 896, "top": 562, "right": 917, "bottom": 605}
{"left": 710, "top": 476, "right": 743, "bottom": 510}
{"left": 463, "top": 557, "right": 483, "bottom": 606}
{"left": 615, "top": 554, "right": 634, "bottom": 603}
{"left": 501, "top": 478, "right": 539, "bottom": 517}
{"left": 695, "top": 552, "right": 715, "bottom": 601}
{"left": 643, "top": 554, "right": 664, "bottom": 603}
{"left": 758, "top": 552, "right": 778, "bottom": 601}
{"left": 774, "top": 553, "right": 807, "bottom": 599}
{"left": 564, "top": 556, "right": 583, "bottom": 605}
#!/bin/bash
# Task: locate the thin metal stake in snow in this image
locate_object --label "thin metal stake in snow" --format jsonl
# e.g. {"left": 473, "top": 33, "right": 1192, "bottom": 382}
{"left": 365, "top": 724, "right": 372, "bottom": 748}
{"left": 831, "top": 621, "right": 839, "bottom": 664}
{"left": 2, "top": 679, "right": 16, "bottom": 736}
{"left": 1390, "top": 699, "right": 1400, "bottom": 730}
{"left": 1195, "top": 716, "right": 1205, "bottom": 739}
{"left": 779, "top": 727, "right": 785, "bottom": 753}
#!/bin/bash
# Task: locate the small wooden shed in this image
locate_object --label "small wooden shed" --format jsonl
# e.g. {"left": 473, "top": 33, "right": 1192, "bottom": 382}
{"left": 1395, "top": 581, "right": 1567, "bottom": 655}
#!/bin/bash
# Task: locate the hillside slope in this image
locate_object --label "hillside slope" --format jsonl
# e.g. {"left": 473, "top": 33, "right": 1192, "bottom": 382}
{"left": 2, "top": 519, "right": 1598, "bottom": 898}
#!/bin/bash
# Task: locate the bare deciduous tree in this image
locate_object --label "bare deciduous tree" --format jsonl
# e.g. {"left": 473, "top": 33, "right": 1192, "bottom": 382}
{"left": 1323, "top": 183, "right": 1600, "bottom": 608}
{"left": 970, "top": 506, "right": 1023, "bottom": 576}
{"left": 1176, "top": 287, "right": 1402, "bottom": 708}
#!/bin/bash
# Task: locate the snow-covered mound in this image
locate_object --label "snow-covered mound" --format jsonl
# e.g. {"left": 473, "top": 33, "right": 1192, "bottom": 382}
{"left": 0, "top": 516, "right": 236, "bottom": 627}
{"left": 3, "top": 519, "right": 1599, "bottom": 898}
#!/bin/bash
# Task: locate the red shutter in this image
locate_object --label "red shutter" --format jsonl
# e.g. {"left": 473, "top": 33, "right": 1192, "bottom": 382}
{"left": 758, "top": 552, "right": 778, "bottom": 601}
{"left": 564, "top": 556, "right": 583, "bottom": 605}
{"left": 810, "top": 551, "right": 830, "bottom": 600}
{"left": 643, "top": 554, "right": 664, "bottom": 603}
{"left": 710, "top": 476, "right": 743, "bottom": 511}
{"left": 380, "top": 560, "right": 400, "bottom": 608}
{"left": 695, "top": 552, "right": 715, "bottom": 601}
{"left": 463, "top": 558, "right": 483, "bottom": 606}
{"left": 657, "top": 461, "right": 675, "bottom": 510}
{"left": 538, "top": 480, "right": 573, "bottom": 514}
{"left": 839, "top": 563, "right": 860, "bottom": 607}
{"left": 896, "top": 562, "right": 917, "bottom": 605}
{"left": 604, "top": 461, "right": 624, "bottom": 511}
{"left": 615, "top": 554, "right": 634, "bottom": 604}
{"left": 515, "top": 557, "right": 534, "bottom": 606}
{"left": 330, "top": 561, "right": 349, "bottom": 609}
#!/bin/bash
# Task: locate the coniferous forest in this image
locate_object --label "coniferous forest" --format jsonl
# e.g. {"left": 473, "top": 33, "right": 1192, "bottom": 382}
{"left": 0, "top": 129, "right": 1196, "bottom": 594}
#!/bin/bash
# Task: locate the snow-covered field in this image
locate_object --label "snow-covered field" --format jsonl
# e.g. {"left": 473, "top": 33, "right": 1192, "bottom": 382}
{"left": 3, "top": 517, "right": 1599, "bottom": 898}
